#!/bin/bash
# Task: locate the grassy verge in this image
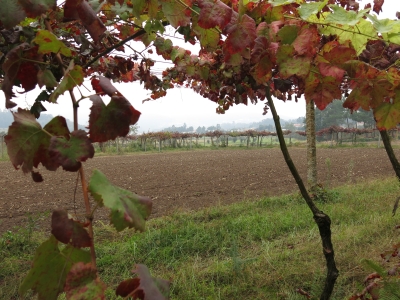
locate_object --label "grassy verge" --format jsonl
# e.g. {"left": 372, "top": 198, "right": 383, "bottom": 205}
{"left": 1, "top": 178, "right": 399, "bottom": 299}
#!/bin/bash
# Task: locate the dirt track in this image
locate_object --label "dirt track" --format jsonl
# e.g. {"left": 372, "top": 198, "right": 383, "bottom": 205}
{"left": 0, "top": 147, "right": 397, "bottom": 234}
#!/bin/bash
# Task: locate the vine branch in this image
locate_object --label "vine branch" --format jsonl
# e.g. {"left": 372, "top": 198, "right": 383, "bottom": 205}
{"left": 82, "top": 21, "right": 170, "bottom": 69}
{"left": 266, "top": 86, "right": 339, "bottom": 300}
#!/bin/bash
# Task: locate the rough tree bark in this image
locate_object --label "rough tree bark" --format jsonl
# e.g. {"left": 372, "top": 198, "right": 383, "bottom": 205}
{"left": 267, "top": 88, "right": 339, "bottom": 299}
{"left": 380, "top": 130, "right": 400, "bottom": 179}
{"left": 306, "top": 100, "right": 317, "bottom": 190}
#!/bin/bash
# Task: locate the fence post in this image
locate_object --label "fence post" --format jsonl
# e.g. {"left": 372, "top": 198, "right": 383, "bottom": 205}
{"left": 1, "top": 134, "right": 4, "bottom": 159}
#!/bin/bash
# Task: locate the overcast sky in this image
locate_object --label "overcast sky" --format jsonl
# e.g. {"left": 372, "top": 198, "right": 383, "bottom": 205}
{"left": 0, "top": 0, "right": 397, "bottom": 132}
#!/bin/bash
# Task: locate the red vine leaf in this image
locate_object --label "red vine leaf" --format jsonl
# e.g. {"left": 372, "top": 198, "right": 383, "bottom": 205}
{"left": 305, "top": 68, "right": 341, "bottom": 110}
{"left": 197, "top": 0, "right": 232, "bottom": 29}
{"left": 343, "top": 61, "right": 393, "bottom": 111}
{"left": 49, "top": 61, "right": 84, "bottom": 103}
{"left": 51, "top": 210, "right": 91, "bottom": 248}
{"left": 292, "top": 25, "right": 319, "bottom": 56}
{"left": 88, "top": 169, "right": 152, "bottom": 232}
{"left": 31, "top": 170, "right": 44, "bottom": 182}
{"left": 88, "top": 94, "right": 141, "bottom": 142}
{"left": 116, "top": 264, "right": 170, "bottom": 299}
{"left": 1, "top": 43, "right": 42, "bottom": 108}
{"left": 65, "top": 262, "right": 106, "bottom": 299}
{"left": 373, "top": 0, "right": 384, "bottom": 14}
{"left": 49, "top": 130, "right": 94, "bottom": 172}
{"left": 64, "top": 0, "right": 106, "bottom": 44}
{"left": 224, "top": 14, "right": 256, "bottom": 57}
{"left": 19, "top": 0, "right": 56, "bottom": 17}
{"left": 19, "top": 235, "right": 91, "bottom": 299}
{"left": 91, "top": 76, "right": 118, "bottom": 96}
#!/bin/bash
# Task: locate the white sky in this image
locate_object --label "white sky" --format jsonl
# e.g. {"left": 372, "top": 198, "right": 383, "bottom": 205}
{"left": 0, "top": 0, "right": 397, "bottom": 132}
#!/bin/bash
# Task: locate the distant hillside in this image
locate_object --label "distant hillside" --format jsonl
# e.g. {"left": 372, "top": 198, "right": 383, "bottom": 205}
{"left": 0, "top": 110, "right": 85, "bottom": 132}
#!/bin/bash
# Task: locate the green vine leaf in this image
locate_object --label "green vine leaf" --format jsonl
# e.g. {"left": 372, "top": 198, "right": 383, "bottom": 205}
{"left": 37, "top": 69, "right": 59, "bottom": 88}
{"left": 325, "top": 5, "right": 370, "bottom": 26}
{"left": 277, "top": 44, "right": 311, "bottom": 78}
{"left": 49, "top": 61, "right": 84, "bottom": 103}
{"left": 298, "top": 0, "right": 328, "bottom": 21}
{"left": 88, "top": 169, "right": 152, "bottom": 232}
{"left": 19, "top": 235, "right": 91, "bottom": 299}
{"left": 0, "top": 0, "right": 26, "bottom": 28}
{"left": 51, "top": 210, "right": 91, "bottom": 248}
{"left": 65, "top": 262, "right": 106, "bottom": 299}
{"left": 374, "top": 90, "right": 400, "bottom": 130}
{"left": 116, "top": 264, "right": 170, "bottom": 299}
{"left": 319, "top": 18, "right": 377, "bottom": 55}
{"left": 33, "top": 30, "right": 72, "bottom": 57}
{"left": 49, "top": 130, "right": 94, "bottom": 172}
{"left": 160, "top": 0, "right": 192, "bottom": 28}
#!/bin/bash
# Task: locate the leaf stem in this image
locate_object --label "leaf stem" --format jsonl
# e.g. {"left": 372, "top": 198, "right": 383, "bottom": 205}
{"left": 44, "top": 15, "right": 97, "bottom": 269}
{"left": 285, "top": 15, "right": 378, "bottom": 40}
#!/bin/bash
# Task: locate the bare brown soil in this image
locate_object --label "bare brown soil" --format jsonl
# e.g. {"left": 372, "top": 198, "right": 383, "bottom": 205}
{"left": 0, "top": 147, "right": 397, "bottom": 234}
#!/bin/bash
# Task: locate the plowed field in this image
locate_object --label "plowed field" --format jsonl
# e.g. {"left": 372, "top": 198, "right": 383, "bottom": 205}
{"left": 0, "top": 147, "right": 397, "bottom": 234}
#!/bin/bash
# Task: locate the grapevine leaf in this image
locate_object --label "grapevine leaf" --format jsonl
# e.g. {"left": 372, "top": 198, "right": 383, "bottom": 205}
{"left": 30, "top": 101, "right": 47, "bottom": 119}
{"left": 277, "top": 25, "right": 299, "bottom": 45}
{"left": 325, "top": 5, "right": 370, "bottom": 26}
{"left": 343, "top": 61, "right": 393, "bottom": 111}
{"left": 19, "top": 236, "right": 90, "bottom": 299}
{"left": 64, "top": 0, "right": 106, "bottom": 43}
{"left": 192, "top": 16, "right": 220, "bottom": 51}
{"left": 277, "top": 45, "right": 311, "bottom": 79}
{"left": 88, "top": 95, "right": 141, "bottom": 143}
{"left": 31, "top": 170, "right": 44, "bottom": 182}
{"left": 292, "top": 26, "right": 319, "bottom": 56}
{"left": 224, "top": 14, "right": 256, "bottom": 57}
{"left": 160, "top": 0, "right": 192, "bottom": 28}
{"left": 305, "top": 68, "right": 341, "bottom": 110}
{"left": 1, "top": 43, "right": 41, "bottom": 108}
{"left": 268, "top": 0, "right": 300, "bottom": 6}
{"left": 116, "top": 264, "right": 170, "bottom": 299}
{"left": 197, "top": 0, "right": 232, "bottom": 29}
{"left": 131, "top": 0, "right": 146, "bottom": 18}
{"left": 91, "top": 76, "right": 118, "bottom": 96}
{"left": 5, "top": 110, "right": 71, "bottom": 177}
{"left": 319, "top": 18, "right": 376, "bottom": 54}
{"left": 5, "top": 109, "right": 50, "bottom": 174}
{"left": 0, "top": 0, "right": 26, "bottom": 29}
{"left": 33, "top": 30, "right": 72, "bottom": 57}
{"left": 366, "top": 15, "right": 400, "bottom": 44}
{"left": 373, "top": 0, "right": 384, "bottom": 14}
{"left": 49, "top": 61, "right": 84, "bottom": 103}
{"left": 37, "top": 69, "right": 58, "bottom": 88}
{"left": 374, "top": 90, "right": 400, "bottom": 130}
{"left": 88, "top": 169, "right": 152, "bottom": 232}
{"left": 298, "top": 0, "right": 328, "bottom": 20}
{"left": 251, "top": 53, "right": 273, "bottom": 84}
{"left": 49, "top": 130, "right": 94, "bottom": 172}
{"left": 51, "top": 210, "right": 91, "bottom": 248}
{"left": 18, "top": 0, "right": 56, "bottom": 18}
{"left": 65, "top": 262, "right": 106, "bottom": 299}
